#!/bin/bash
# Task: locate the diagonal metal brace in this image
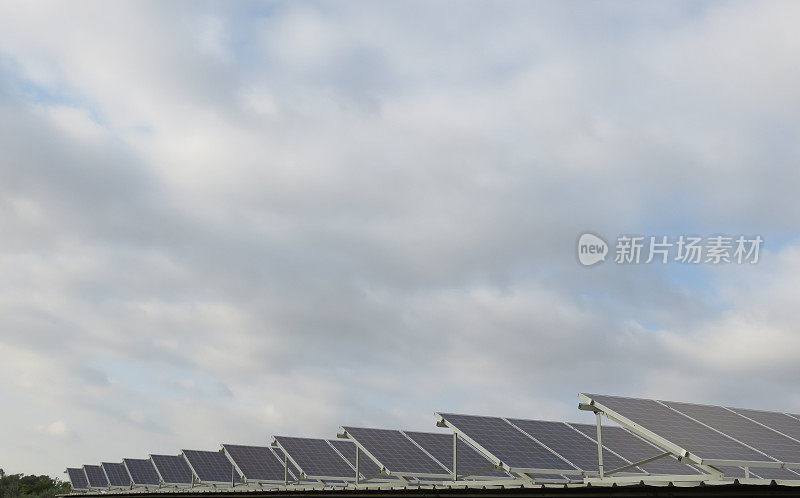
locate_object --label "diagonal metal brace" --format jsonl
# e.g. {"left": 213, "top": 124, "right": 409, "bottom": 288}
{"left": 605, "top": 451, "right": 672, "bottom": 476}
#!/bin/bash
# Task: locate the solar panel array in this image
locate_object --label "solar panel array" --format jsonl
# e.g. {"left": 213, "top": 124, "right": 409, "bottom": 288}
{"left": 64, "top": 393, "right": 800, "bottom": 493}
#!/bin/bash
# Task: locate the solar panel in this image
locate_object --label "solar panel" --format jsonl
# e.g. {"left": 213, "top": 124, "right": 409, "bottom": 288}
{"left": 83, "top": 464, "right": 108, "bottom": 488}
{"left": 662, "top": 400, "right": 800, "bottom": 463}
{"left": 274, "top": 437, "right": 355, "bottom": 479}
{"left": 150, "top": 454, "right": 193, "bottom": 484}
{"left": 183, "top": 449, "right": 242, "bottom": 484}
{"left": 727, "top": 407, "right": 800, "bottom": 443}
{"left": 341, "top": 427, "right": 450, "bottom": 476}
{"left": 66, "top": 468, "right": 89, "bottom": 490}
{"left": 569, "top": 423, "right": 700, "bottom": 475}
{"left": 123, "top": 458, "right": 160, "bottom": 485}
{"left": 222, "top": 444, "right": 288, "bottom": 482}
{"left": 508, "top": 419, "right": 632, "bottom": 473}
{"left": 101, "top": 462, "right": 130, "bottom": 487}
{"left": 402, "top": 431, "right": 507, "bottom": 477}
{"left": 582, "top": 394, "right": 769, "bottom": 462}
{"left": 328, "top": 439, "right": 385, "bottom": 479}
{"left": 436, "top": 413, "right": 576, "bottom": 472}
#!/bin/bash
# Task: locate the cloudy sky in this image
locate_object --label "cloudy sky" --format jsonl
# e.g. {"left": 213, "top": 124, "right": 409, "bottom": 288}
{"left": 1, "top": 0, "right": 800, "bottom": 478}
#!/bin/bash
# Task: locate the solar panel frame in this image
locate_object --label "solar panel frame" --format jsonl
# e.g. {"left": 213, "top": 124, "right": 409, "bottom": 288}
{"left": 150, "top": 454, "right": 193, "bottom": 485}
{"left": 123, "top": 458, "right": 160, "bottom": 486}
{"left": 83, "top": 464, "right": 109, "bottom": 488}
{"left": 435, "top": 413, "right": 580, "bottom": 474}
{"left": 340, "top": 426, "right": 452, "bottom": 477}
{"left": 274, "top": 436, "right": 356, "bottom": 481}
{"left": 182, "top": 449, "right": 242, "bottom": 484}
{"left": 101, "top": 462, "right": 131, "bottom": 488}
{"left": 580, "top": 393, "right": 773, "bottom": 466}
{"left": 66, "top": 468, "right": 89, "bottom": 490}
{"left": 222, "top": 444, "right": 291, "bottom": 483}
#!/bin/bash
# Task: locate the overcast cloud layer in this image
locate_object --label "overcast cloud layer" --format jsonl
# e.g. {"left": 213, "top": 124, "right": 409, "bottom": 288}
{"left": 1, "top": 0, "right": 800, "bottom": 477}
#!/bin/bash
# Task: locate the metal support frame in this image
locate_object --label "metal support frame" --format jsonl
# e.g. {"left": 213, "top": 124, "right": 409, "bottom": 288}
{"left": 453, "top": 432, "right": 458, "bottom": 480}
{"left": 596, "top": 412, "right": 604, "bottom": 478}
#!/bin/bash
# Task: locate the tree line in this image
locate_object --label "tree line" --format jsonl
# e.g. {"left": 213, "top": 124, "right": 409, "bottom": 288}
{"left": 0, "top": 469, "right": 71, "bottom": 497}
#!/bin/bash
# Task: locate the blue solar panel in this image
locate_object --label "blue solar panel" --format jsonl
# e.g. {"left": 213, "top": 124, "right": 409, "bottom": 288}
{"left": 275, "top": 437, "right": 355, "bottom": 479}
{"left": 727, "top": 407, "right": 800, "bottom": 445}
{"left": 662, "top": 400, "right": 800, "bottom": 464}
{"left": 150, "top": 454, "right": 193, "bottom": 484}
{"left": 83, "top": 464, "right": 108, "bottom": 488}
{"left": 101, "top": 462, "right": 130, "bottom": 487}
{"left": 342, "top": 427, "right": 451, "bottom": 476}
{"left": 223, "top": 444, "right": 289, "bottom": 482}
{"left": 123, "top": 458, "right": 160, "bottom": 486}
{"left": 569, "top": 423, "right": 701, "bottom": 475}
{"left": 66, "top": 468, "right": 88, "bottom": 490}
{"left": 436, "top": 413, "right": 576, "bottom": 472}
{"left": 183, "top": 449, "right": 241, "bottom": 483}
{"left": 403, "top": 431, "right": 507, "bottom": 478}
{"left": 508, "top": 419, "right": 632, "bottom": 474}
{"left": 583, "top": 394, "right": 769, "bottom": 462}
{"left": 328, "top": 439, "right": 387, "bottom": 480}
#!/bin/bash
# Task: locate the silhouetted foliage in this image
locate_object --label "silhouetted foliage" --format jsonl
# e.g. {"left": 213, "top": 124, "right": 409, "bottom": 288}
{"left": 0, "top": 470, "right": 71, "bottom": 498}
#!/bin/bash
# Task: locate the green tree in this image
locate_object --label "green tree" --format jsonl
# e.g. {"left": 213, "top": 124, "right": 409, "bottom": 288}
{"left": 0, "top": 472, "right": 71, "bottom": 498}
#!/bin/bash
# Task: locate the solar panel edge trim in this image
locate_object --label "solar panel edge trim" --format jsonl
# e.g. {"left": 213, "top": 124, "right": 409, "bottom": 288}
{"left": 435, "top": 413, "right": 580, "bottom": 475}
{"left": 578, "top": 393, "right": 701, "bottom": 466}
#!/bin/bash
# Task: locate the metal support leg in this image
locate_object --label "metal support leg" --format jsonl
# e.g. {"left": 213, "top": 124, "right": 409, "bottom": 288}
{"left": 596, "top": 412, "right": 604, "bottom": 479}
{"left": 284, "top": 454, "right": 288, "bottom": 485}
{"left": 453, "top": 432, "right": 458, "bottom": 481}
{"left": 355, "top": 446, "right": 360, "bottom": 485}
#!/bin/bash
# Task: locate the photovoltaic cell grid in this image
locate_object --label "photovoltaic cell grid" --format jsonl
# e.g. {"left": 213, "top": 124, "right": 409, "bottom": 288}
{"left": 123, "top": 458, "right": 160, "bottom": 485}
{"left": 222, "top": 444, "right": 288, "bottom": 482}
{"left": 437, "top": 413, "right": 575, "bottom": 471}
{"left": 151, "top": 454, "right": 193, "bottom": 484}
{"left": 183, "top": 449, "right": 242, "bottom": 483}
{"left": 569, "top": 423, "right": 699, "bottom": 475}
{"left": 83, "top": 464, "right": 109, "bottom": 488}
{"left": 66, "top": 468, "right": 88, "bottom": 490}
{"left": 402, "top": 431, "right": 507, "bottom": 477}
{"left": 275, "top": 437, "right": 355, "bottom": 479}
{"left": 508, "top": 419, "right": 631, "bottom": 473}
{"left": 101, "top": 462, "right": 130, "bottom": 487}
{"left": 729, "top": 407, "right": 800, "bottom": 442}
{"left": 583, "top": 394, "right": 769, "bottom": 462}
{"left": 328, "top": 439, "right": 386, "bottom": 480}
{"left": 342, "top": 427, "right": 450, "bottom": 475}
